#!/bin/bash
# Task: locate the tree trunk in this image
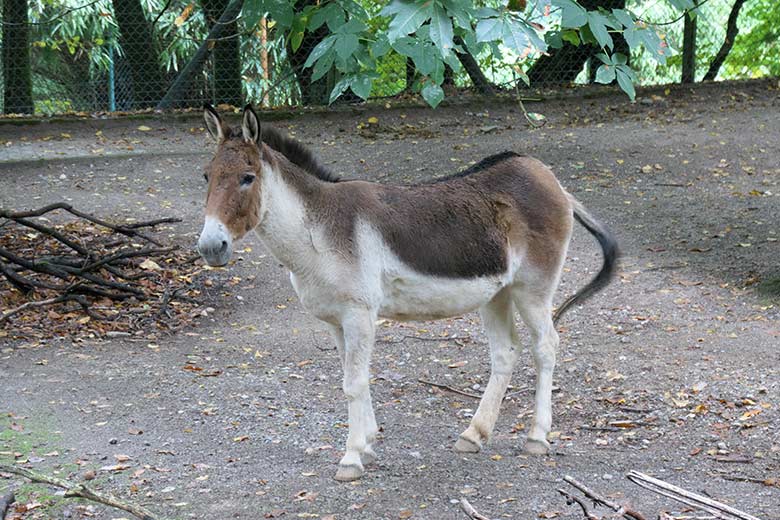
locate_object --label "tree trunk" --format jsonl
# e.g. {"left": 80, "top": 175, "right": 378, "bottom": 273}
{"left": 260, "top": 17, "right": 270, "bottom": 106}
{"left": 112, "top": 0, "right": 166, "bottom": 108}
{"left": 156, "top": 0, "right": 243, "bottom": 109}
{"left": 202, "top": 0, "right": 243, "bottom": 106}
{"left": 703, "top": 0, "right": 745, "bottom": 81}
{"left": 681, "top": 6, "right": 697, "bottom": 83}
{"left": 453, "top": 36, "right": 495, "bottom": 95}
{"left": 2, "top": 0, "right": 34, "bottom": 114}
{"left": 526, "top": 0, "right": 626, "bottom": 86}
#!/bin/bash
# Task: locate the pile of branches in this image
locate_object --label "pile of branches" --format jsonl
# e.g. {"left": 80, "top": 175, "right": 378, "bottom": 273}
{"left": 0, "top": 203, "right": 207, "bottom": 338}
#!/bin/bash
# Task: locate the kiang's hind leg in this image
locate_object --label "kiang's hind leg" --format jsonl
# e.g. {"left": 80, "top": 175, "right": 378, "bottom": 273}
{"left": 512, "top": 277, "right": 560, "bottom": 455}
{"left": 454, "top": 287, "right": 520, "bottom": 453}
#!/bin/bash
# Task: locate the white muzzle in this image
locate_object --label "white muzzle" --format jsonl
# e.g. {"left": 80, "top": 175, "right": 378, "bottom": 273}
{"left": 198, "top": 216, "right": 232, "bottom": 266}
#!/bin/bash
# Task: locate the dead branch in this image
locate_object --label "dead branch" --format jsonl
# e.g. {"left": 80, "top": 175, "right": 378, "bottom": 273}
{"left": 558, "top": 488, "right": 600, "bottom": 520}
{"left": 626, "top": 471, "right": 760, "bottom": 520}
{"left": 418, "top": 378, "right": 482, "bottom": 399}
{"left": 0, "top": 295, "right": 90, "bottom": 324}
{"left": 0, "top": 490, "right": 14, "bottom": 520}
{"left": 0, "top": 203, "right": 201, "bottom": 335}
{"left": 563, "top": 475, "right": 648, "bottom": 520}
{"left": 459, "top": 498, "right": 492, "bottom": 520}
{"left": 0, "top": 464, "right": 163, "bottom": 520}
{"left": 0, "top": 203, "right": 181, "bottom": 246}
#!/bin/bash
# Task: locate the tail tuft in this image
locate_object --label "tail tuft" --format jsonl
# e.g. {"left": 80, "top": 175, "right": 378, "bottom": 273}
{"left": 553, "top": 197, "right": 619, "bottom": 324}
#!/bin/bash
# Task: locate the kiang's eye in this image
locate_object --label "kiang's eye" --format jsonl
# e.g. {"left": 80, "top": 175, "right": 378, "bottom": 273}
{"left": 241, "top": 174, "right": 256, "bottom": 186}
{"left": 203, "top": 173, "right": 208, "bottom": 182}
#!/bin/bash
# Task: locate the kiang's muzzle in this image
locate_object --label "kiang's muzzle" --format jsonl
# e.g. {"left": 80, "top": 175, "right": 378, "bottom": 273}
{"left": 198, "top": 216, "right": 232, "bottom": 266}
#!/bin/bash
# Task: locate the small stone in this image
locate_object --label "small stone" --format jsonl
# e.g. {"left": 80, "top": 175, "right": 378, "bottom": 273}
{"left": 109, "top": 438, "right": 118, "bottom": 445}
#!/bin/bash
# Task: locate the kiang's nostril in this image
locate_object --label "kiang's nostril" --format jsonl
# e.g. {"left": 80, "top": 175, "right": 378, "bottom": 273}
{"left": 219, "top": 240, "right": 228, "bottom": 254}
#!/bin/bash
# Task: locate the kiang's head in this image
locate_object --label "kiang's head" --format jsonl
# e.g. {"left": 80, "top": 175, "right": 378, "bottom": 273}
{"left": 197, "top": 104, "right": 266, "bottom": 267}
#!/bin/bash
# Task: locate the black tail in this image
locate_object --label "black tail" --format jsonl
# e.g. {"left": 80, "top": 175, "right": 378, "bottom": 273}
{"left": 553, "top": 196, "right": 620, "bottom": 324}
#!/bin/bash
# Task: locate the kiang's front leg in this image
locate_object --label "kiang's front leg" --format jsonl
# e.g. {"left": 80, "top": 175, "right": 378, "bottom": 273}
{"left": 333, "top": 308, "right": 378, "bottom": 481}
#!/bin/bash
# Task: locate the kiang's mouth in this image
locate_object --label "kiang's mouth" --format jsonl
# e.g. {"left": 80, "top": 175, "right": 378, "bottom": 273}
{"left": 198, "top": 217, "right": 232, "bottom": 267}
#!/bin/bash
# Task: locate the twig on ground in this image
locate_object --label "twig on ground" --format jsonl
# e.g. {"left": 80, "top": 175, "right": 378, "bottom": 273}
{"left": 0, "top": 465, "right": 162, "bottom": 520}
{"left": 503, "top": 386, "right": 531, "bottom": 400}
{"left": 0, "top": 294, "right": 97, "bottom": 324}
{"left": 721, "top": 474, "right": 774, "bottom": 486}
{"left": 627, "top": 470, "right": 761, "bottom": 520}
{"left": 459, "top": 498, "right": 492, "bottom": 520}
{"left": 563, "top": 475, "right": 648, "bottom": 520}
{"left": 0, "top": 490, "right": 15, "bottom": 520}
{"left": 558, "top": 488, "right": 599, "bottom": 520}
{"left": 418, "top": 378, "right": 482, "bottom": 399}
{"left": 378, "top": 334, "right": 469, "bottom": 344}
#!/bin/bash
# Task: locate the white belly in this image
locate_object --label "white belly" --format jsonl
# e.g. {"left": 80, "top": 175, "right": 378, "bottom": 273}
{"left": 378, "top": 269, "right": 507, "bottom": 321}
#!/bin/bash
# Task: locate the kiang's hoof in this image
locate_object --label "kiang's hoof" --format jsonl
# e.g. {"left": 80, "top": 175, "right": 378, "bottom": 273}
{"left": 454, "top": 436, "right": 482, "bottom": 454}
{"left": 360, "top": 447, "right": 377, "bottom": 466}
{"left": 334, "top": 464, "right": 364, "bottom": 482}
{"left": 524, "top": 438, "right": 550, "bottom": 455}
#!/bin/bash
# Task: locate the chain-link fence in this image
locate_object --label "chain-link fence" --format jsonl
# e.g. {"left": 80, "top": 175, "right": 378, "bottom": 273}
{"left": 0, "top": 0, "right": 773, "bottom": 115}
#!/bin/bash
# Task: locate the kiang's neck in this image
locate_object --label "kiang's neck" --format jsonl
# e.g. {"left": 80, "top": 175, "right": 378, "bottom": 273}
{"left": 254, "top": 156, "right": 327, "bottom": 273}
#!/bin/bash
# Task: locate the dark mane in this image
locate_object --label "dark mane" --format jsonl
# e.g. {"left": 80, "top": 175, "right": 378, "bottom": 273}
{"left": 260, "top": 126, "right": 340, "bottom": 183}
{"left": 427, "top": 151, "right": 523, "bottom": 184}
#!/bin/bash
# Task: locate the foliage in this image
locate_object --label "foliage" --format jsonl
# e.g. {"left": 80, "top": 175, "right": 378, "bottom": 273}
{"left": 724, "top": 0, "right": 780, "bottom": 78}
{"left": 241, "top": 0, "right": 683, "bottom": 106}
{"left": 3, "top": 0, "right": 778, "bottom": 113}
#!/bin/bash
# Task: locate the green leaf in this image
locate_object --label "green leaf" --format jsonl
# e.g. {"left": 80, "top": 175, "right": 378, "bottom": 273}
{"left": 311, "top": 49, "right": 336, "bottom": 81}
{"left": 587, "top": 11, "right": 613, "bottom": 50}
{"left": 516, "top": 69, "right": 530, "bottom": 86}
{"left": 421, "top": 82, "right": 444, "bottom": 108}
{"left": 595, "top": 63, "right": 616, "bottom": 84}
{"left": 527, "top": 112, "right": 546, "bottom": 122}
{"left": 392, "top": 36, "right": 424, "bottom": 65}
{"left": 668, "top": 0, "right": 695, "bottom": 10}
{"left": 310, "top": 3, "right": 344, "bottom": 31}
{"left": 338, "top": 17, "right": 367, "bottom": 34}
{"left": 615, "top": 67, "right": 636, "bottom": 100}
{"left": 335, "top": 33, "right": 359, "bottom": 61}
{"left": 329, "top": 76, "right": 352, "bottom": 104}
{"left": 304, "top": 35, "right": 336, "bottom": 68}
{"left": 350, "top": 75, "right": 373, "bottom": 100}
{"left": 382, "top": 0, "right": 433, "bottom": 42}
{"left": 339, "top": 0, "right": 369, "bottom": 20}
{"left": 265, "top": 0, "right": 294, "bottom": 28}
{"left": 552, "top": 0, "right": 586, "bottom": 28}
{"left": 371, "top": 34, "right": 391, "bottom": 57}
{"left": 429, "top": 3, "right": 454, "bottom": 58}
{"left": 546, "top": 31, "right": 564, "bottom": 49}
{"left": 622, "top": 26, "right": 640, "bottom": 50}
{"left": 502, "top": 18, "right": 530, "bottom": 54}
{"left": 474, "top": 7, "right": 500, "bottom": 18}
{"left": 611, "top": 8, "right": 633, "bottom": 27}
{"left": 290, "top": 14, "right": 307, "bottom": 52}
{"left": 444, "top": 0, "right": 474, "bottom": 29}
{"left": 475, "top": 17, "right": 503, "bottom": 42}
{"left": 561, "top": 29, "right": 580, "bottom": 46}
{"left": 242, "top": 0, "right": 264, "bottom": 29}
{"left": 595, "top": 52, "right": 612, "bottom": 65}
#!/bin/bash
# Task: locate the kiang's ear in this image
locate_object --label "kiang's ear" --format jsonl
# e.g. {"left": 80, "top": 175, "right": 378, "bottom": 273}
{"left": 242, "top": 104, "right": 261, "bottom": 144}
{"left": 203, "top": 104, "right": 225, "bottom": 142}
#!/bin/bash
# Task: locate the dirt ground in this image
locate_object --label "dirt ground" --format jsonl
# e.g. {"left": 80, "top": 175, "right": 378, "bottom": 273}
{"left": 1, "top": 80, "right": 779, "bottom": 520}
